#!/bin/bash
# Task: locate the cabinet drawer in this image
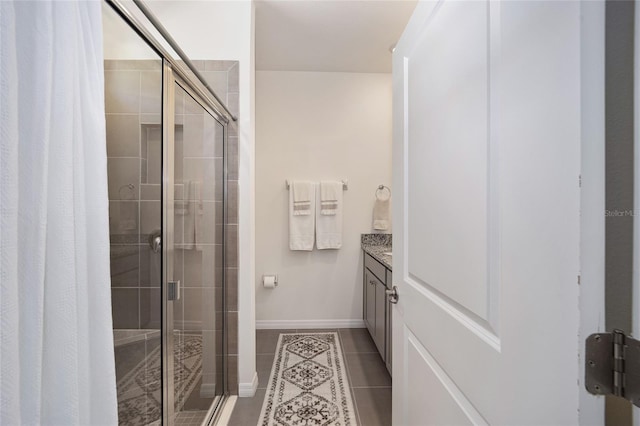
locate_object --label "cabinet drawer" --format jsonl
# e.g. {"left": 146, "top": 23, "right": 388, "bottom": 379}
{"left": 365, "top": 253, "right": 386, "bottom": 282}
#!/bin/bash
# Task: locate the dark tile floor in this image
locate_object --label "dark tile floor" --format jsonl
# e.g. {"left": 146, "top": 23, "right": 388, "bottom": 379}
{"left": 228, "top": 328, "right": 392, "bottom": 426}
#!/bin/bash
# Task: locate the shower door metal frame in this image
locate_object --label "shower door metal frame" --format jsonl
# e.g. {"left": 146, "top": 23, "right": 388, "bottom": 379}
{"left": 161, "top": 64, "right": 230, "bottom": 425}
{"left": 161, "top": 61, "right": 177, "bottom": 425}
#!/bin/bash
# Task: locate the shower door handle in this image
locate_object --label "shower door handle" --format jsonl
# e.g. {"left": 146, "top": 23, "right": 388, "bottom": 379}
{"left": 168, "top": 280, "right": 181, "bottom": 301}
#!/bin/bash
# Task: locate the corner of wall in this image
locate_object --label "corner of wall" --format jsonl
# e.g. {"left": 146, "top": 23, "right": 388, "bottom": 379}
{"left": 238, "top": 372, "right": 258, "bottom": 398}
{"left": 237, "top": 0, "right": 257, "bottom": 397}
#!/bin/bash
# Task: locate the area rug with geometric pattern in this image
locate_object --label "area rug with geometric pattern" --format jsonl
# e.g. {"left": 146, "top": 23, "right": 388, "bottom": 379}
{"left": 257, "top": 332, "right": 356, "bottom": 426}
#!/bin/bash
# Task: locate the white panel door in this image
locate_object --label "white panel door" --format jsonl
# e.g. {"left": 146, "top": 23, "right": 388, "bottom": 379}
{"left": 392, "top": 1, "right": 591, "bottom": 424}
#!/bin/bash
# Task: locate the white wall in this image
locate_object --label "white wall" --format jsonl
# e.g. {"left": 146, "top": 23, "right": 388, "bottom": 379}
{"left": 255, "top": 71, "right": 392, "bottom": 326}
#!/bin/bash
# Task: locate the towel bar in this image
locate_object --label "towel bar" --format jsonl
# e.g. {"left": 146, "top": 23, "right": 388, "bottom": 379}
{"left": 376, "top": 185, "right": 391, "bottom": 200}
{"left": 286, "top": 180, "right": 348, "bottom": 190}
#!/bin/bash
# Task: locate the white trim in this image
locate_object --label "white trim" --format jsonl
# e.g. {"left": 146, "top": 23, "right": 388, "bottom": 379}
{"left": 579, "top": 1, "right": 606, "bottom": 424}
{"left": 215, "top": 395, "right": 237, "bottom": 426}
{"left": 238, "top": 372, "right": 258, "bottom": 397}
{"left": 255, "top": 319, "right": 365, "bottom": 330}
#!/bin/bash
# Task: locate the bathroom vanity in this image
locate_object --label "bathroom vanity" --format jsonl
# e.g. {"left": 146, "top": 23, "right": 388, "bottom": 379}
{"left": 361, "top": 234, "right": 392, "bottom": 375}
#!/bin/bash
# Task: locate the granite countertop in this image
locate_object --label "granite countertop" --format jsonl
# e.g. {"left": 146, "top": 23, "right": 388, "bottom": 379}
{"left": 361, "top": 233, "right": 392, "bottom": 270}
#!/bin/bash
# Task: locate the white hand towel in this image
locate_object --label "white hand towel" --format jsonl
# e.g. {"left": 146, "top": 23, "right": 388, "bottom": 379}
{"left": 292, "top": 181, "right": 312, "bottom": 216}
{"left": 373, "top": 198, "right": 390, "bottom": 231}
{"left": 289, "top": 182, "right": 315, "bottom": 250}
{"left": 320, "top": 181, "right": 339, "bottom": 215}
{"left": 316, "top": 181, "right": 343, "bottom": 249}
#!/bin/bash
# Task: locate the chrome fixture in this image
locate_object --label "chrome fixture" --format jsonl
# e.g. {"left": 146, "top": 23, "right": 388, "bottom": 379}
{"left": 386, "top": 286, "right": 399, "bottom": 304}
{"left": 285, "top": 179, "right": 348, "bottom": 190}
{"left": 148, "top": 229, "right": 161, "bottom": 253}
{"left": 376, "top": 184, "right": 391, "bottom": 200}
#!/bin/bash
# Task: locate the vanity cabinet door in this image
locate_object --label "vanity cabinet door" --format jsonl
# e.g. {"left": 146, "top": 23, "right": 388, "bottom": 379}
{"left": 364, "top": 269, "right": 376, "bottom": 339}
{"left": 374, "top": 278, "right": 386, "bottom": 356}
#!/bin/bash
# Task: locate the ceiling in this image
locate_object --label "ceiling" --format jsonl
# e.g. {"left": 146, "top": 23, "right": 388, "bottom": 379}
{"left": 255, "top": 0, "right": 418, "bottom": 73}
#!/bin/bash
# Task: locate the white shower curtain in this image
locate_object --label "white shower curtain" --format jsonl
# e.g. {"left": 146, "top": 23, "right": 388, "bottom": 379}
{"left": 0, "top": 1, "right": 118, "bottom": 425}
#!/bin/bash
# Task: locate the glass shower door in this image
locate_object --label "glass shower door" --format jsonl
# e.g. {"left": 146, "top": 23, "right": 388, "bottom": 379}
{"left": 102, "top": 3, "right": 164, "bottom": 424}
{"left": 104, "top": 2, "right": 229, "bottom": 424}
{"left": 164, "top": 78, "right": 226, "bottom": 424}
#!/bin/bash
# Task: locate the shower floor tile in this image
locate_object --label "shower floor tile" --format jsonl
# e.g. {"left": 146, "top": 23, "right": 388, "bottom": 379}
{"left": 174, "top": 410, "right": 208, "bottom": 426}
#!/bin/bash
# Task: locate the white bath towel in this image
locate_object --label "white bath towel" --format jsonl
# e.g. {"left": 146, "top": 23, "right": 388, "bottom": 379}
{"left": 316, "top": 181, "right": 343, "bottom": 249}
{"left": 320, "top": 181, "right": 340, "bottom": 215}
{"left": 373, "top": 198, "right": 390, "bottom": 231}
{"left": 289, "top": 182, "right": 315, "bottom": 250}
{"left": 292, "top": 180, "right": 312, "bottom": 216}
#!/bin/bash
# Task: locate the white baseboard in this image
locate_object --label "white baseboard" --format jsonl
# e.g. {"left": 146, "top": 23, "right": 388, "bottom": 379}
{"left": 255, "top": 319, "right": 365, "bottom": 330}
{"left": 238, "top": 372, "right": 258, "bottom": 397}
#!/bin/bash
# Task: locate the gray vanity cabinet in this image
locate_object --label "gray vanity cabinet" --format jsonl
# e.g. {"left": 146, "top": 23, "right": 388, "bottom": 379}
{"left": 363, "top": 252, "right": 392, "bottom": 375}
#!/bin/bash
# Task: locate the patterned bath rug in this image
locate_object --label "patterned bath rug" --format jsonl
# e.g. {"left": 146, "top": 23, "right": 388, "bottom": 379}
{"left": 258, "top": 332, "right": 356, "bottom": 426}
{"left": 116, "top": 333, "right": 203, "bottom": 425}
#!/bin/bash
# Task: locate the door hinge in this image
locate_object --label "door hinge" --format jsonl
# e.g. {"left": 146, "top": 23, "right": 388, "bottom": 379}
{"left": 579, "top": 174, "right": 582, "bottom": 187}
{"left": 585, "top": 330, "right": 640, "bottom": 407}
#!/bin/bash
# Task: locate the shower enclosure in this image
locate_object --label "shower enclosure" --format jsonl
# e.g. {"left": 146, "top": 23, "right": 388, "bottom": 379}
{"left": 102, "top": 1, "right": 236, "bottom": 424}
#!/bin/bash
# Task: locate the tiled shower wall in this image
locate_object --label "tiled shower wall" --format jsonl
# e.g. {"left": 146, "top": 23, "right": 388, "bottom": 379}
{"left": 105, "top": 60, "right": 240, "bottom": 393}
{"left": 105, "top": 59, "right": 163, "bottom": 330}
